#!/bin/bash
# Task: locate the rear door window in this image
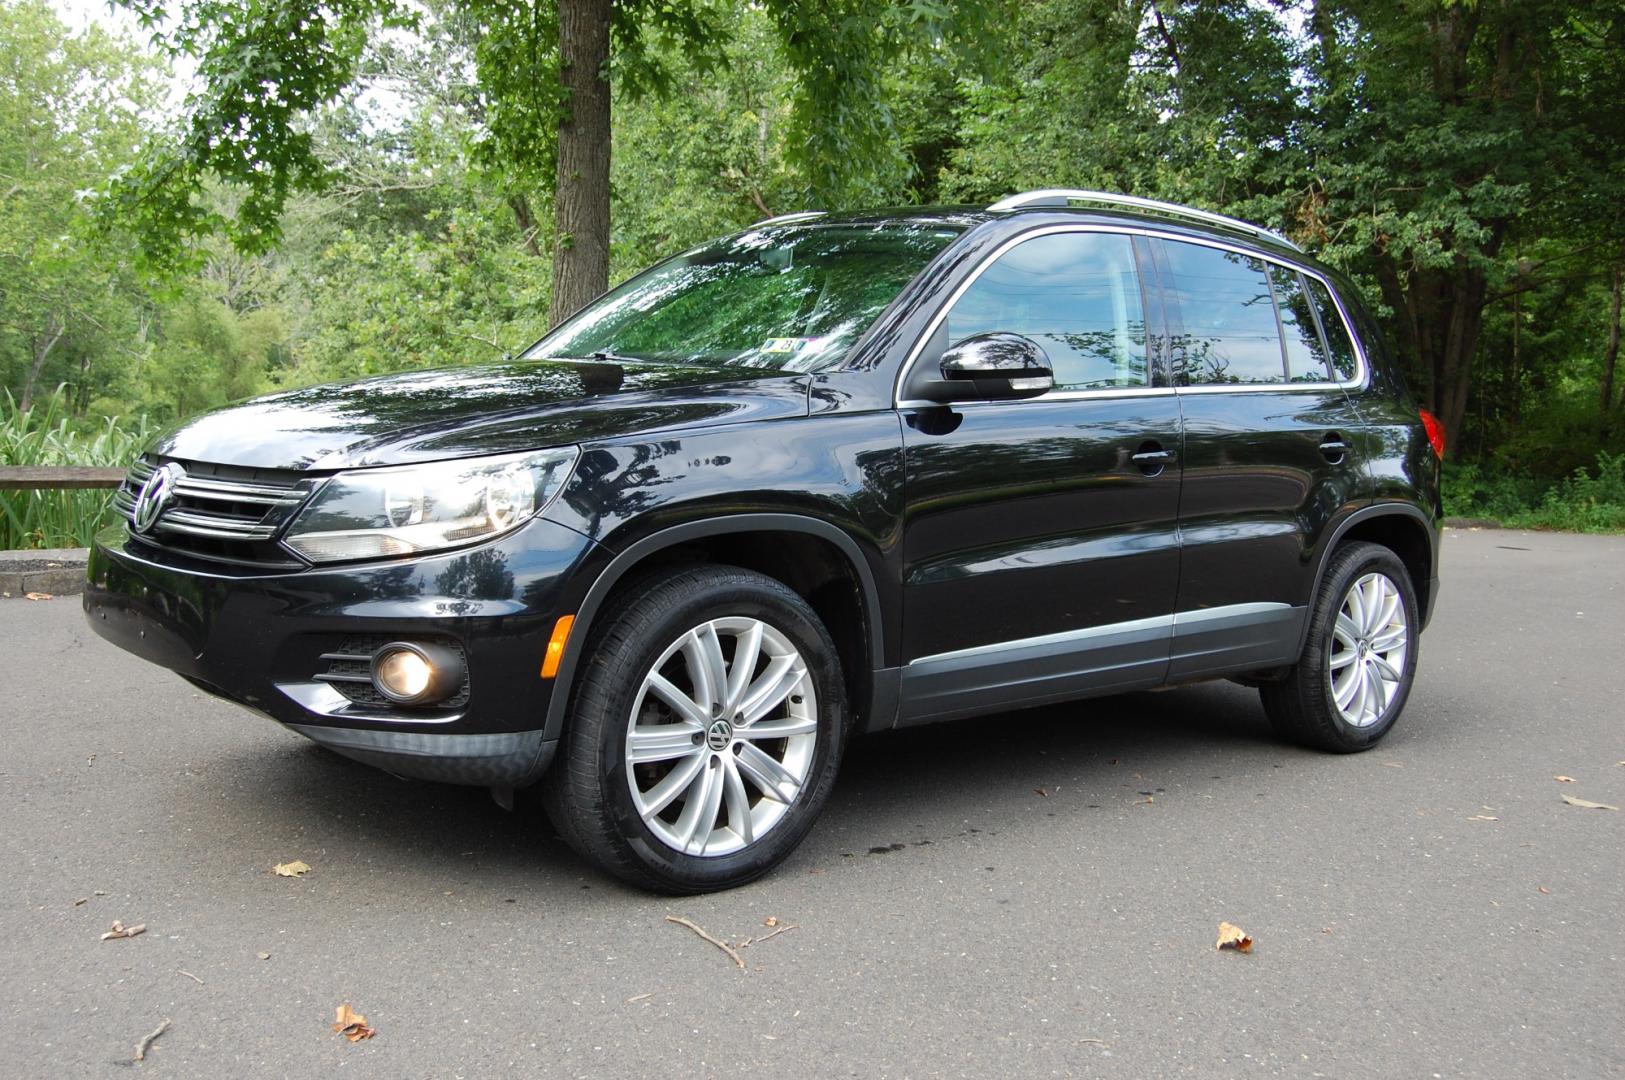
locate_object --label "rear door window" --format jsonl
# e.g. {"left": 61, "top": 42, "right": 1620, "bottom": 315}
{"left": 1159, "top": 241, "right": 1285, "bottom": 385}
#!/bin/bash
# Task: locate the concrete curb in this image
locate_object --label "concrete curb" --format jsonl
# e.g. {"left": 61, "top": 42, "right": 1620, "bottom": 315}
{"left": 0, "top": 547, "right": 89, "bottom": 598}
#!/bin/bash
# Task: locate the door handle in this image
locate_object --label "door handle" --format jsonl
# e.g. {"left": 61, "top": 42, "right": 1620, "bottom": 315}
{"left": 1319, "top": 434, "right": 1350, "bottom": 464}
{"left": 1131, "top": 443, "right": 1175, "bottom": 476}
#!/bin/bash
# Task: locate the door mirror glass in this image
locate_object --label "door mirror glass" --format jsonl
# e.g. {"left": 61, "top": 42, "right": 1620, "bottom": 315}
{"left": 931, "top": 332, "right": 1054, "bottom": 401}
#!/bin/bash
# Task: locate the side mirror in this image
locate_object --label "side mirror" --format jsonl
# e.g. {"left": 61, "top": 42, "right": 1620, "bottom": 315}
{"left": 928, "top": 332, "right": 1053, "bottom": 402}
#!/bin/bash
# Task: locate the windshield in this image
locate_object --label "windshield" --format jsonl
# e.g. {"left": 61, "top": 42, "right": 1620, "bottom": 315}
{"left": 523, "top": 221, "right": 963, "bottom": 372}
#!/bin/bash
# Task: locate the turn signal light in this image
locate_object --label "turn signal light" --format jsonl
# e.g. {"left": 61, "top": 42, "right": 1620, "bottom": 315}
{"left": 1419, "top": 408, "right": 1446, "bottom": 460}
{"left": 541, "top": 614, "right": 575, "bottom": 679}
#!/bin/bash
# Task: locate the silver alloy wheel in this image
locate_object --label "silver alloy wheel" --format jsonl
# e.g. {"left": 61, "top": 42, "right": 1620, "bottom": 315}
{"left": 625, "top": 616, "right": 818, "bottom": 857}
{"left": 1327, "top": 571, "right": 1409, "bottom": 728}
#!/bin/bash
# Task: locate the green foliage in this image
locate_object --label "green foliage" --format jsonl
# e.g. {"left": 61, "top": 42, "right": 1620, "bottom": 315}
{"left": 0, "top": 388, "right": 154, "bottom": 548}
{"left": 1445, "top": 453, "right": 1625, "bottom": 533}
{"left": 105, "top": 0, "right": 416, "bottom": 262}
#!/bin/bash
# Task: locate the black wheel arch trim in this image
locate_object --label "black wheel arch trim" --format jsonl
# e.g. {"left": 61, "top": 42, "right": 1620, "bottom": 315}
{"left": 1297, "top": 502, "right": 1439, "bottom": 654}
{"left": 541, "top": 513, "right": 888, "bottom": 741}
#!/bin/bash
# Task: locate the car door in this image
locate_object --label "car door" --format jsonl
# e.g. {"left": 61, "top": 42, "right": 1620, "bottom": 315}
{"left": 895, "top": 228, "right": 1184, "bottom": 724}
{"left": 1148, "top": 236, "right": 1368, "bottom": 679}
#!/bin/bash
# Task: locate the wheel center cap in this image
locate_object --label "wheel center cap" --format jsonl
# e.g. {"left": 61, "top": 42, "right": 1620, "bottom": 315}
{"left": 706, "top": 718, "right": 734, "bottom": 751}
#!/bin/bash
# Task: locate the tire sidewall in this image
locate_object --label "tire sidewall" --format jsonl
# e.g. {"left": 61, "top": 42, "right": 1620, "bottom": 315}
{"left": 583, "top": 573, "right": 847, "bottom": 891}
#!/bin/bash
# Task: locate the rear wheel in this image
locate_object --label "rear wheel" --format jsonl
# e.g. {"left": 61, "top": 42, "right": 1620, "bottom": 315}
{"left": 542, "top": 565, "right": 847, "bottom": 893}
{"left": 1260, "top": 542, "right": 1419, "bottom": 753}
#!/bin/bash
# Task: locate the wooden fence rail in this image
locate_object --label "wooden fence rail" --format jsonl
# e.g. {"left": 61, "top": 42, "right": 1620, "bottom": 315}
{"left": 0, "top": 466, "right": 125, "bottom": 491}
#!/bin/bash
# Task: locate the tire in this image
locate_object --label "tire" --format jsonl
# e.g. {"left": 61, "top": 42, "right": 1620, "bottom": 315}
{"left": 542, "top": 565, "right": 848, "bottom": 893}
{"left": 1260, "top": 541, "right": 1420, "bottom": 753}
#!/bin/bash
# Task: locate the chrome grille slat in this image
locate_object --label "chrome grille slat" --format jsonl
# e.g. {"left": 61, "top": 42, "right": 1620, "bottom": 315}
{"left": 117, "top": 455, "right": 313, "bottom": 552}
{"left": 155, "top": 510, "right": 280, "bottom": 539}
{"left": 172, "top": 478, "right": 306, "bottom": 505}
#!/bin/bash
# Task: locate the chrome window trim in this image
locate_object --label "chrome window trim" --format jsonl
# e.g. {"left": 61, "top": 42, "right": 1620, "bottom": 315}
{"left": 891, "top": 223, "right": 1368, "bottom": 408}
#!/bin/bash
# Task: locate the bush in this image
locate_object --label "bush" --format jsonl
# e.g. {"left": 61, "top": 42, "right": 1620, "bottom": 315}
{"left": 1444, "top": 452, "right": 1625, "bottom": 533}
{"left": 0, "top": 389, "right": 154, "bottom": 549}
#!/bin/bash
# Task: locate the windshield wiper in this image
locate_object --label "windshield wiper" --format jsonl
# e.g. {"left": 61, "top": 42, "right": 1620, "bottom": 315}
{"left": 589, "top": 349, "right": 646, "bottom": 364}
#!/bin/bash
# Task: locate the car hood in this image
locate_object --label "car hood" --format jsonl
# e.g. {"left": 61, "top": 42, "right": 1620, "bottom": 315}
{"left": 149, "top": 358, "right": 811, "bottom": 471}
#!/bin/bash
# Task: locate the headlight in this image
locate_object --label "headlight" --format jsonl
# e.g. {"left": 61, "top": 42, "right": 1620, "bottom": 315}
{"left": 282, "top": 447, "right": 578, "bottom": 563}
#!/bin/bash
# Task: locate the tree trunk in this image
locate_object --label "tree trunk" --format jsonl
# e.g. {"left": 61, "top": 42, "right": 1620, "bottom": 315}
{"left": 1600, "top": 264, "right": 1621, "bottom": 423}
{"left": 549, "top": 0, "right": 612, "bottom": 327}
{"left": 19, "top": 314, "right": 65, "bottom": 414}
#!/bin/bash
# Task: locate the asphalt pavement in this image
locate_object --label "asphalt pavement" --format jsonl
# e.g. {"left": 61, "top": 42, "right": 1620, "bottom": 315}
{"left": 1, "top": 526, "right": 1621, "bottom": 1079}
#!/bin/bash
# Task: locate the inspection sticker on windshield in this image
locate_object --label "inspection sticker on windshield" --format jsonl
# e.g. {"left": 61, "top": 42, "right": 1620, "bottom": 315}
{"left": 762, "top": 337, "right": 810, "bottom": 353}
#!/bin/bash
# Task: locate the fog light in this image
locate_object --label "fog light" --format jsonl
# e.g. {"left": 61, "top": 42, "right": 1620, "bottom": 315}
{"left": 370, "top": 641, "right": 464, "bottom": 705}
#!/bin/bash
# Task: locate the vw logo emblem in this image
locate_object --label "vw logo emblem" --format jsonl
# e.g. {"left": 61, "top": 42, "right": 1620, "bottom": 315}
{"left": 705, "top": 718, "right": 734, "bottom": 751}
{"left": 132, "top": 462, "right": 184, "bottom": 534}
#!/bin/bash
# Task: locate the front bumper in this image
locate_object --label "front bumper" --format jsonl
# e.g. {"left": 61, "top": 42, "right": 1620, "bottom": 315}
{"left": 83, "top": 517, "right": 604, "bottom": 786}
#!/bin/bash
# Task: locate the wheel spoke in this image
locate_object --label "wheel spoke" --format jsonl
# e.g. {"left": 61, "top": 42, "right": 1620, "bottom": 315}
{"left": 673, "top": 761, "right": 724, "bottom": 854}
{"left": 627, "top": 723, "right": 703, "bottom": 765}
{"left": 645, "top": 673, "right": 709, "bottom": 727}
{"left": 1367, "top": 660, "right": 1389, "bottom": 715}
{"left": 1344, "top": 585, "right": 1366, "bottom": 635}
{"left": 1333, "top": 664, "right": 1362, "bottom": 711}
{"left": 738, "top": 654, "right": 803, "bottom": 725}
{"left": 1329, "top": 647, "right": 1357, "bottom": 671}
{"left": 721, "top": 757, "right": 754, "bottom": 846}
{"left": 737, "top": 715, "right": 818, "bottom": 740}
{"left": 723, "top": 620, "right": 763, "bottom": 714}
{"left": 1372, "top": 584, "right": 1400, "bottom": 637}
{"left": 1369, "top": 652, "right": 1403, "bottom": 684}
{"left": 735, "top": 741, "right": 802, "bottom": 803}
{"left": 638, "top": 750, "right": 707, "bottom": 818}
{"left": 1370, "top": 625, "right": 1407, "bottom": 652}
{"left": 1348, "top": 662, "right": 1371, "bottom": 722}
{"left": 1334, "top": 613, "right": 1361, "bottom": 648}
{"left": 682, "top": 625, "right": 728, "bottom": 712}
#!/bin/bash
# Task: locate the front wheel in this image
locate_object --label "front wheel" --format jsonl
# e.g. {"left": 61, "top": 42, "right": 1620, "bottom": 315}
{"left": 542, "top": 565, "right": 847, "bottom": 893}
{"left": 1260, "top": 541, "right": 1420, "bottom": 753}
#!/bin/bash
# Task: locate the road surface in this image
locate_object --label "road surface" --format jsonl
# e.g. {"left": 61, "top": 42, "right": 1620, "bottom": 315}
{"left": 2, "top": 527, "right": 1620, "bottom": 1077}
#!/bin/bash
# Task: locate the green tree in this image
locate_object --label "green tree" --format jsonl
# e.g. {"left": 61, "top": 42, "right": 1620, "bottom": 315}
{"left": 0, "top": 0, "right": 159, "bottom": 412}
{"left": 943, "top": 0, "right": 1625, "bottom": 455}
{"left": 111, "top": 0, "right": 1003, "bottom": 325}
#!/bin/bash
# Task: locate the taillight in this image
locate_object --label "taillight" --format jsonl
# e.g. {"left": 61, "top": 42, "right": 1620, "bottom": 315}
{"left": 1419, "top": 408, "right": 1446, "bottom": 460}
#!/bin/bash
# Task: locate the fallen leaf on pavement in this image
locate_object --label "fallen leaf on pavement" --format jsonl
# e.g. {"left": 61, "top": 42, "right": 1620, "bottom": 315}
{"left": 1467, "top": 815, "right": 1499, "bottom": 821}
{"left": 1560, "top": 794, "right": 1619, "bottom": 811}
{"left": 1034, "top": 787, "right": 1048, "bottom": 797}
{"left": 763, "top": 916, "right": 780, "bottom": 928}
{"left": 257, "top": 951, "right": 271, "bottom": 960}
{"left": 101, "top": 920, "right": 146, "bottom": 941}
{"left": 72, "top": 897, "right": 87, "bottom": 906}
{"left": 273, "top": 860, "right": 311, "bottom": 877}
{"left": 1553, "top": 775, "right": 1576, "bottom": 783}
{"left": 625, "top": 992, "right": 652, "bottom": 1004}
{"left": 24, "top": 591, "right": 53, "bottom": 601}
{"left": 1537, "top": 886, "right": 1551, "bottom": 894}
{"left": 332, "top": 1003, "right": 375, "bottom": 1041}
{"left": 1216, "top": 922, "right": 1253, "bottom": 953}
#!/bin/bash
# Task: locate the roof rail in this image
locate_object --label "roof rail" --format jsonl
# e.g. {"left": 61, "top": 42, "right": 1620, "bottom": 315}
{"left": 753, "top": 210, "right": 826, "bottom": 227}
{"left": 986, "top": 189, "right": 1300, "bottom": 252}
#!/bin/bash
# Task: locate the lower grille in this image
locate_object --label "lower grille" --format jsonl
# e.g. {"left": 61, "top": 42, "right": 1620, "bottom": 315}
{"left": 314, "top": 635, "right": 471, "bottom": 710}
{"left": 117, "top": 456, "right": 318, "bottom": 568}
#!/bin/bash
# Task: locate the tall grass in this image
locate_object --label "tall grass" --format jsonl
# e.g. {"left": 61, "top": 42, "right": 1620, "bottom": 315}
{"left": 0, "top": 388, "right": 154, "bottom": 549}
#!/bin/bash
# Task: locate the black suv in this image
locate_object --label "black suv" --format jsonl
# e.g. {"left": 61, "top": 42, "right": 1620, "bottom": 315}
{"left": 86, "top": 190, "right": 1442, "bottom": 893}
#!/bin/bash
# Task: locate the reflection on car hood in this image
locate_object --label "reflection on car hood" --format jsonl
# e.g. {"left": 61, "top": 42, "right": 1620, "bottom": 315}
{"left": 150, "top": 359, "right": 809, "bottom": 470}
